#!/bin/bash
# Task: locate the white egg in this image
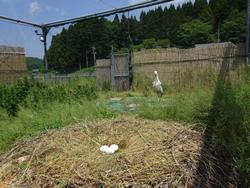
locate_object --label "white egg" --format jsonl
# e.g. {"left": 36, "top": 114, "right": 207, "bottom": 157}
{"left": 100, "top": 144, "right": 119, "bottom": 154}
{"left": 110, "top": 144, "right": 119, "bottom": 151}
{"left": 100, "top": 145, "right": 116, "bottom": 154}
{"left": 105, "top": 147, "right": 115, "bottom": 154}
{"left": 100, "top": 145, "right": 109, "bottom": 152}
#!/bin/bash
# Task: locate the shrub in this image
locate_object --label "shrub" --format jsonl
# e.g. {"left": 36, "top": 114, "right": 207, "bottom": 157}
{"left": 156, "top": 39, "right": 170, "bottom": 48}
{"left": 142, "top": 38, "right": 157, "bottom": 49}
{"left": 0, "top": 78, "right": 32, "bottom": 116}
{"left": 0, "top": 78, "right": 97, "bottom": 116}
{"left": 176, "top": 19, "right": 215, "bottom": 47}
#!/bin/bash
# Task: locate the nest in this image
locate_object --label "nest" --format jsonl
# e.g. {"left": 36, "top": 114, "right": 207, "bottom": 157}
{"left": 0, "top": 118, "right": 236, "bottom": 187}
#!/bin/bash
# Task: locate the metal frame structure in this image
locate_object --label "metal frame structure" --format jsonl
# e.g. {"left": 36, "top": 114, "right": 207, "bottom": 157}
{"left": 0, "top": 0, "right": 175, "bottom": 71}
{"left": 1, "top": 0, "right": 250, "bottom": 68}
{"left": 43, "top": 0, "right": 174, "bottom": 28}
{"left": 0, "top": 15, "right": 41, "bottom": 28}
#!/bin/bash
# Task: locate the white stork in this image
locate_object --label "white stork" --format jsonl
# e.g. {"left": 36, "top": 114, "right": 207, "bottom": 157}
{"left": 153, "top": 71, "right": 163, "bottom": 97}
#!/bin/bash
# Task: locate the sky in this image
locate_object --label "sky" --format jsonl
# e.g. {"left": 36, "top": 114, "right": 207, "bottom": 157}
{"left": 0, "top": 0, "right": 193, "bottom": 58}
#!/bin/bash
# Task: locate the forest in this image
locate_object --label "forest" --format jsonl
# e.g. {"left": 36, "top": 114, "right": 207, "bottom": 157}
{"left": 47, "top": 0, "right": 246, "bottom": 72}
{"left": 25, "top": 57, "right": 44, "bottom": 71}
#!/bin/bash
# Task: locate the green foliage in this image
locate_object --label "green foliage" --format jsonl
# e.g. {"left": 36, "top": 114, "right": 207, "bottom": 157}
{"left": 0, "top": 100, "right": 117, "bottom": 155}
{"left": 134, "top": 69, "right": 250, "bottom": 186}
{"left": 142, "top": 38, "right": 157, "bottom": 49}
{"left": 48, "top": 18, "right": 113, "bottom": 73}
{"left": 47, "top": 0, "right": 246, "bottom": 72}
{"left": 207, "top": 73, "right": 250, "bottom": 187}
{"left": 221, "top": 10, "right": 246, "bottom": 43}
{"left": 176, "top": 19, "right": 215, "bottom": 47}
{"left": 0, "top": 72, "right": 249, "bottom": 186}
{"left": 0, "top": 78, "right": 32, "bottom": 116}
{"left": 132, "top": 74, "right": 154, "bottom": 96}
{"left": 132, "top": 43, "right": 144, "bottom": 51}
{"left": 0, "top": 78, "right": 97, "bottom": 116}
{"left": 0, "top": 78, "right": 116, "bottom": 155}
{"left": 156, "top": 39, "right": 171, "bottom": 48}
{"left": 235, "top": 83, "right": 250, "bottom": 186}
{"left": 25, "top": 57, "right": 44, "bottom": 71}
{"left": 133, "top": 38, "right": 170, "bottom": 50}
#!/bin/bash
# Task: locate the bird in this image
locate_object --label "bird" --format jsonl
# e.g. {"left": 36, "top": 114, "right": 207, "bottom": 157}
{"left": 153, "top": 71, "right": 163, "bottom": 97}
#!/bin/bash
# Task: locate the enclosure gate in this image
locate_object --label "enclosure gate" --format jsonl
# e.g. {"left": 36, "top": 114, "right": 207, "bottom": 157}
{"left": 111, "top": 51, "right": 130, "bottom": 91}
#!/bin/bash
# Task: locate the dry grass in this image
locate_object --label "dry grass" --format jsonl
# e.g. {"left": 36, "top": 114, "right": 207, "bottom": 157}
{"left": 0, "top": 118, "right": 218, "bottom": 187}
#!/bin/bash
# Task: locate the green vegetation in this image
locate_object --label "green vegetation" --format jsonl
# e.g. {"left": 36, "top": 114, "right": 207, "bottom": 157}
{"left": 133, "top": 38, "right": 171, "bottom": 50}
{"left": 47, "top": 0, "right": 246, "bottom": 73}
{"left": 221, "top": 9, "right": 246, "bottom": 43}
{"left": 25, "top": 57, "right": 44, "bottom": 71}
{"left": 0, "top": 78, "right": 97, "bottom": 116}
{"left": 0, "top": 71, "right": 249, "bottom": 187}
{"left": 176, "top": 19, "right": 215, "bottom": 47}
{"left": 137, "top": 88, "right": 212, "bottom": 123}
{"left": 0, "top": 78, "right": 116, "bottom": 155}
{"left": 0, "top": 0, "right": 248, "bottom": 186}
{"left": 208, "top": 76, "right": 250, "bottom": 187}
{"left": 0, "top": 100, "right": 117, "bottom": 155}
{"left": 135, "top": 71, "right": 250, "bottom": 187}
{"left": 72, "top": 66, "right": 95, "bottom": 75}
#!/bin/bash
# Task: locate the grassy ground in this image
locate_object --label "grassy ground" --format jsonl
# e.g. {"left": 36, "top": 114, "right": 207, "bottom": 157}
{"left": 0, "top": 100, "right": 116, "bottom": 155}
{"left": 0, "top": 75, "right": 249, "bottom": 186}
{"left": 0, "top": 78, "right": 115, "bottom": 154}
{"left": 137, "top": 88, "right": 212, "bottom": 124}
{"left": 0, "top": 82, "right": 213, "bottom": 155}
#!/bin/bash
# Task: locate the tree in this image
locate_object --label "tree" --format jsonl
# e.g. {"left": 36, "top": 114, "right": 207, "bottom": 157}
{"left": 221, "top": 10, "right": 246, "bottom": 43}
{"left": 156, "top": 39, "right": 171, "bottom": 48}
{"left": 209, "top": 0, "right": 231, "bottom": 37}
{"left": 142, "top": 38, "right": 157, "bottom": 49}
{"left": 199, "top": 5, "right": 213, "bottom": 24}
{"left": 181, "top": 2, "right": 196, "bottom": 20}
{"left": 48, "top": 18, "right": 113, "bottom": 73}
{"left": 47, "top": 0, "right": 247, "bottom": 72}
{"left": 25, "top": 57, "right": 44, "bottom": 71}
{"left": 194, "top": 0, "right": 209, "bottom": 18}
{"left": 176, "top": 19, "right": 215, "bottom": 47}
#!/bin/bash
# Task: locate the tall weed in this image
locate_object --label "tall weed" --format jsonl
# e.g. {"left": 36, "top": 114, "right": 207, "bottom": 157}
{"left": 0, "top": 78, "right": 97, "bottom": 116}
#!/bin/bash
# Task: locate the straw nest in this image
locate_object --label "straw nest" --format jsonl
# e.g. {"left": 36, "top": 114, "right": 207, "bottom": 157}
{"left": 0, "top": 118, "right": 233, "bottom": 187}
